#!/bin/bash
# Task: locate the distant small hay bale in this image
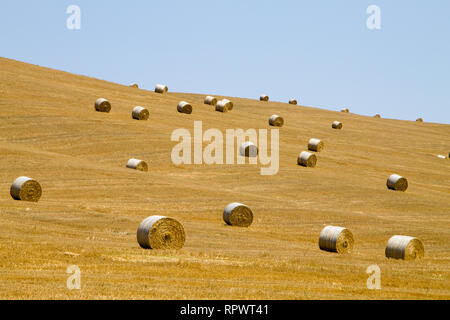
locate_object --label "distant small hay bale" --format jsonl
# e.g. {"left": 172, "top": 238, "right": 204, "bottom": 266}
{"left": 332, "top": 121, "right": 343, "bottom": 129}
{"left": 204, "top": 96, "right": 217, "bottom": 106}
{"left": 288, "top": 99, "right": 297, "bottom": 105}
{"left": 297, "top": 151, "right": 317, "bottom": 167}
{"left": 223, "top": 203, "right": 253, "bottom": 227}
{"left": 155, "top": 84, "right": 168, "bottom": 94}
{"left": 132, "top": 106, "right": 149, "bottom": 120}
{"left": 269, "top": 115, "right": 284, "bottom": 127}
{"left": 387, "top": 174, "right": 408, "bottom": 192}
{"left": 177, "top": 101, "right": 192, "bottom": 114}
{"left": 239, "top": 141, "right": 258, "bottom": 157}
{"left": 95, "top": 98, "right": 111, "bottom": 113}
{"left": 308, "top": 138, "right": 324, "bottom": 152}
{"left": 10, "top": 176, "right": 42, "bottom": 202}
{"left": 126, "top": 158, "right": 148, "bottom": 172}
{"left": 319, "top": 226, "right": 354, "bottom": 254}
{"left": 385, "top": 235, "right": 424, "bottom": 260}
{"left": 216, "top": 99, "right": 233, "bottom": 113}
{"left": 416, "top": 118, "right": 423, "bottom": 122}
{"left": 341, "top": 108, "right": 349, "bottom": 113}
{"left": 260, "top": 94, "right": 269, "bottom": 101}
{"left": 374, "top": 114, "right": 381, "bottom": 118}
{"left": 137, "top": 215, "right": 185, "bottom": 249}
{"left": 129, "top": 83, "right": 139, "bottom": 88}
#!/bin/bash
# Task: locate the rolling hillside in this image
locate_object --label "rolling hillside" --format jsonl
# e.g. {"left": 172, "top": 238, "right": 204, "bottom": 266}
{"left": 0, "top": 57, "right": 449, "bottom": 299}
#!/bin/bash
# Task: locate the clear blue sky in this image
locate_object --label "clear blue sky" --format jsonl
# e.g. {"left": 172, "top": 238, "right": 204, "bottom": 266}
{"left": 1, "top": 1, "right": 449, "bottom": 123}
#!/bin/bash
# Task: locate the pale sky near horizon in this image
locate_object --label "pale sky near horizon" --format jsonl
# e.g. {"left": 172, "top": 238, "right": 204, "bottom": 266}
{"left": 1, "top": 1, "right": 449, "bottom": 124}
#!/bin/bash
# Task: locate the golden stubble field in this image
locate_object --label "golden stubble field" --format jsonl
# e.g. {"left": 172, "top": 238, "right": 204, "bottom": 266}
{"left": 0, "top": 57, "right": 449, "bottom": 299}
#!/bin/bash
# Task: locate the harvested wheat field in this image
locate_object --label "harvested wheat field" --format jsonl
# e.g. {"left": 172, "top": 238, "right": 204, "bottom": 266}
{"left": 0, "top": 57, "right": 449, "bottom": 300}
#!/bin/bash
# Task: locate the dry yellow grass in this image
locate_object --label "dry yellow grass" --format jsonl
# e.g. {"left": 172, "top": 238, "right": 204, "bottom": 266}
{"left": 0, "top": 57, "right": 449, "bottom": 300}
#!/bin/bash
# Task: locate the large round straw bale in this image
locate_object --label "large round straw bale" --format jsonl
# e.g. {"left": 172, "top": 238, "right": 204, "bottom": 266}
{"left": 132, "top": 106, "right": 149, "bottom": 120}
{"left": 269, "top": 115, "right": 284, "bottom": 127}
{"left": 416, "top": 118, "right": 423, "bottom": 122}
{"left": 374, "top": 114, "right": 381, "bottom": 118}
{"left": 10, "top": 176, "right": 42, "bottom": 202}
{"left": 385, "top": 235, "right": 424, "bottom": 260}
{"left": 204, "top": 96, "right": 217, "bottom": 106}
{"left": 155, "top": 84, "right": 168, "bottom": 94}
{"left": 223, "top": 203, "right": 253, "bottom": 227}
{"left": 288, "top": 99, "right": 297, "bottom": 105}
{"left": 308, "top": 138, "right": 324, "bottom": 152}
{"left": 319, "top": 226, "right": 354, "bottom": 254}
{"left": 95, "top": 98, "right": 111, "bottom": 113}
{"left": 137, "top": 215, "right": 185, "bottom": 249}
{"left": 129, "top": 83, "right": 139, "bottom": 88}
{"left": 341, "top": 108, "right": 349, "bottom": 113}
{"left": 387, "top": 174, "right": 408, "bottom": 191}
{"left": 260, "top": 94, "right": 269, "bottom": 101}
{"left": 216, "top": 99, "right": 233, "bottom": 113}
{"left": 177, "top": 101, "right": 192, "bottom": 114}
{"left": 332, "top": 121, "right": 343, "bottom": 129}
{"left": 239, "top": 141, "right": 258, "bottom": 157}
{"left": 297, "top": 151, "right": 317, "bottom": 167}
{"left": 126, "top": 158, "right": 148, "bottom": 172}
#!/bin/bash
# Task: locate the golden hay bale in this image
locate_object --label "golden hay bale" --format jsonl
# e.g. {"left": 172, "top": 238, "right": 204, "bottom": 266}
{"left": 319, "top": 226, "right": 354, "bottom": 254}
{"left": 297, "top": 151, "right": 317, "bottom": 167}
{"left": 332, "top": 121, "right": 343, "bottom": 129}
{"left": 288, "top": 99, "right": 297, "bottom": 105}
{"left": 129, "top": 83, "right": 139, "bottom": 88}
{"left": 341, "top": 108, "right": 349, "bottom": 113}
{"left": 239, "top": 141, "right": 258, "bottom": 157}
{"left": 416, "top": 118, "right": 423, "bottom": 122}
{"left": 204, "top": 96, "right": 217, "bottom": 106}
{"left": 177, "top": 101, "right": 192, "bottom": 114}
{"left": 137, "top": 215, "right": 185, "bottom": 249}
{"left": 126, "top": 158, "right": 148, "bottom": 172}
{"left": 387, "top": 174, "right": 408, "bottom": 192}
{"left": 155, "top": 84, "right": 168, "bottom": 94}
{"left": 374, "top": 114, "right": 381, "bottom": 118}
{"left": 269, "top": 115, "right": 284, "bottom": 127}
{"left": 385, "top": 235, "right": 424, "bottom": 260}
{"left": 260, "top": 94, "right": 269, "bottom": 101}
{"left": 223, "top": 203, "right": 253, "bottom": 227}
{"left": 132, "top": 106, "right": 149, "bottom": 120}
{"left": 216, "top": 99, "right": 233, "bottom": 113}
{"left": 308, "top": 138, "right": 324, "bottom": 152}
{"left": 10, "top": 176, "right": 42, "bottom": 202}
{"left": 95, "top": 98, "right": 111, "bottom": 113}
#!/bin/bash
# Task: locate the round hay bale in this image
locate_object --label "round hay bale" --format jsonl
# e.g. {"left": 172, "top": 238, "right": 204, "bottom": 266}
{"left": 297, "top": 151, "right": 317, "bottom": 167}
{"left": 223, "top": 203, "right": 253, "bottom": 227}
{"left": 177, "top": 101, "right": 192, "bottom": 114}
{"left": 288, "top": 99, "right": 297, "bottom": 105}
{"left": 95, "top": 98, "right": 111, "bottom": 113}
{"left": 341, "top": 108, "right": 349, "bottom": 113}
{"left": 387, "top": 174, "right": 408, "bottom": 192}
{"left": 319, "top": 226, "right": 354, "bottom": 254}
{"left": 137, "top": 215, "right": 185, "bottom": 249}
{"left": 155, "top": 84, "right": 168, "bottom": 94}
{"left": 10, "top": 176, "right": 42, "bottom": 202}
{"left": 385, "top": 235, "right": 424, "bottom": 260}
{"left": 239, "top": 141, "right": 258, "bottom": 157}
{"left": 374, "top": 114, "right": 381, "bottom": 118}
{"left": 260, "top": 94, "right": 269, "bottom": 101}
{"left": 269, "top": 115, "right": 284, "bottom": 127}
{"left": 308, "top": 138, "right": 324, "bottom": 152}
{"left": 126, "top": 158, "right": 148, "bottom": 172}
{"left": 129, "top": 83, "right": 139, "bottom": 88}
{"left": 204, "top": 96, "right": 217, "bottom": 106}
{"left": 132, "top": 106, "right": 149, "bottom": 120}
{"left": 332, "top": 121, "right": 343, "bottom": 129}
{"left": 216, "top": 99, "right": 233, "bottom": 113}
{"left": 416, "top": 118, "right": 423, "bottom": 122}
